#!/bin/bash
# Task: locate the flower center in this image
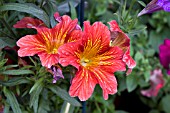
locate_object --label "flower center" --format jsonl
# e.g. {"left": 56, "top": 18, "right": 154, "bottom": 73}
{"left": 80, "top": 58, "right": 91, "bottom": 67}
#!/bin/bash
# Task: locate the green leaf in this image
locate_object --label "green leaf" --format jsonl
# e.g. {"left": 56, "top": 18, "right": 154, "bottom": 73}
{"left": 134, "top": 51, "right": 143, "bottom": 61}
{"left": 159, "top": 95, "right": 170, "bottom": 113}
{"left": 149, "top": 110, "right": 160, "bottom": 113}
{"left": 0, "top": 37, "right": 16, "bottom": 48}
{"left": 69, "top": 1, "right": 77, "bottom": 19}
{"left": 126, "top": 73, "right": 138, "bottom": 92}
{"left": 144, "top": 71, "right": 150, "bottom": 82}
{"left": 149, "top": 30, "right": 170, "bottom": 52}
{"left": 138, "top": 1, "right": 146, "bottom": 7}
{"left": 4, "top": 65, "right": 18, "bottom": 69}
{"left": 0, "top": 3, "right": 49, "bottom": 26}
{"left": 0, "top": 59, "right": 7, "bottom": 68}
{"left": 3, "top": 101, "right": 10, "bottom": 113}
{"left": 48, "top": 85, "right": 81, "bottom": 106}
{"left": 117, "top": 74, "right": 127, "bottom": 93}
{"left": 38, "top": 92, "right": 50, "bottom": 113}
{"left": 0, "top": 77, "right": 31, "bottom": 86}
{"left": 115, "top": 110, "right": 129, "bottom": 113}
{"left": 29, "top": 77, "right": 44, "bottom": 94}
{"left": 1, "top": 69, "right": 34, "bottom": 75}
{"left": 30, "top": 82, "right": 43, "bottom": 113}
{"left": 146, "top": 49, "right": 155, "bottom": 57}
{"left": 57, "top": 0, "right": 80, "bottom": 14}
{"left": 128, "top": 26, "right": 147, "bottom": 36}
{"left": 60, "top": 101, "right": 75, "bottom": 113}
{"left": 44, "top": 0, "right": 57, "bottom": 28}
{"left": 3, "top": 88, "right": 22, "bottom": 113}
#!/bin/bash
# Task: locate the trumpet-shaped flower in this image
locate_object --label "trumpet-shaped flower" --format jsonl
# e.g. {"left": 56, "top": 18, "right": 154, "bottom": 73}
{"left": 16, "top": 13, "right": 82, "bottom": 68}
{"left": 141, "top": 69, "right": 164, "bottom": 97}
{"left": 58, "top": 21, "right": 127, "bottom": 101}
{"left": 13, "top": 17, "right": 46, "bottom": 29}
{"left": 159, "top": 39, "right": 170, "bottom": 75}
{"left": 138, "top": 0, "right": 170, "bottom": 17}
{"left": 109, "top": 20, "right": 136, "bottom": 75}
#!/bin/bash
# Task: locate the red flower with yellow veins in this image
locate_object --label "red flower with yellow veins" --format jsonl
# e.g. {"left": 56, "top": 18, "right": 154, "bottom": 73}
{"left": 109, "top": 20, "right": 136, "bottom": 75}
{"left": 16, "top": 14, "right": 82, "bottom": 68}
{"left": 58, "top": 21, "right": 126, "bottom": 101}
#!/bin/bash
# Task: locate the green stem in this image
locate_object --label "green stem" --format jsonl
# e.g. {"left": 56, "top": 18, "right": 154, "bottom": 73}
{"left": 40, "top": 0, "right": 45, "bottom": 8}
{"left": 0, "top": 17, "right": 17, "bottom": 39}
{"left": 0, "top": 0, "right": 3, "bottom": 6}
{"left": 29, "top": 57, "right": 37, "bottom": 67}
{"left": 94, "top": 101, "right": 102, "bottom": 113}
{"left": 0, "top": 30, "right": 15, "bottom": 40}
{"left": 124, "top": 0, "right": 136, "bottom": 21}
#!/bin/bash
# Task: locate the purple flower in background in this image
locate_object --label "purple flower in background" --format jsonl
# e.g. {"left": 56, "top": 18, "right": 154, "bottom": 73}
{"left": 141, "top": 69, "right": 164, "bottom": 97}
{"left": 159, "top": 39, "right": 170, "bottom": 75}
{"left": 138, "top": 0, "right": 170, "bottom": 17}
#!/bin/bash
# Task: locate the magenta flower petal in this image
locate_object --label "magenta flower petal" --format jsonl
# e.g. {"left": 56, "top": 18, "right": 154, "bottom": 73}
{"left": 159, "top": 39, "right": 170, "bottom": 75}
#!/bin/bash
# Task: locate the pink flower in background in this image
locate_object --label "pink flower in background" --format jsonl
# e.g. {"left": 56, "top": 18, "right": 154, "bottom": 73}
{"left": 159, "top": 39, "right": 170, "bottom": 75}
{"left": 138, "top": 0, "right": 170, "bottom": 17}
{"left": 141, "top": 69, "right": 164, "bottom": 97}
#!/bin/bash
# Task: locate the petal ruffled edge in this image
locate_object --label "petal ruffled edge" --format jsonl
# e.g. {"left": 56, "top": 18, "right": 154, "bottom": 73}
{"left": 123, "top": 48, "right": 136, "bottom": 71}
{"left": 17, "top": 35, "right": 45, "bottom": 57}
{"left": 92, "top": 68, "right": 118, "bottom": 100}
{"left": 69, "top": 67, "right": 98, "bottom": 101}
{"left": 108, "top": 20, "right": 122, "bottom": 32}
{"left": 83, "top": 21, "right": 111, "bottom": 53}
{"left": 38, "top": 52, "right": 59, "bottom": 68}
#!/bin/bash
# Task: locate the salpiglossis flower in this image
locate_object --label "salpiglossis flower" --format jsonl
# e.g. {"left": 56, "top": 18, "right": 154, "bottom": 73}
{"left": 15, "top": 13, "right": 82, "bottom": 68}
{"left": 13, "top": 17, "right": 46, "bottom": 29}
{"left": 141, "top": 69, "right": 164, "bottom": 97}
{"left": 138, "top": 0, "right": 170, "bottom": 17}
{"left": 109, "top": 20, "right": 136, "bottom": 75}
{"left": 58, "top": 21, "right": 127, "bottom": 101}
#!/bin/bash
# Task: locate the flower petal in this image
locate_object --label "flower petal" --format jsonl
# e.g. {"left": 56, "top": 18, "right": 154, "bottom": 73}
{"left": 108, "top": 20, "right": 122, "bottom": 32}
{"left": 92, "top": 68, "right": 117, "bottom": 100}
{"left": 141, "top": 69, "right": 164, "bottom": 97}
{"left": 69, "top": 67, "right": 98, "bottom": 101}
{"left": 137, "top": 0, "right": 163, "bottom": 17}
{"left": 83, "top": 21, "right": 111, "bottom": 53}
{"left": 58, "top": 42, "right": 82, "bottom": 69}
{"left": 52, "top": 15, "right": 79, "bottom": 45}
{"left": 123, "top": 48, "right": 136, "bottom": 69}
{"left": 17, "top": 35, "right": 46, "bottom": 57}
{"left": 96, "top": 46, "right": 126, "bottom": 72}
{"left": 65, "top": 30, "right": 83, "bottom": 43}
{"left": 159, "top": 39, "right": 170, "bottom": 71}
{"left": 108, "top": 20, "right": 130, "bottom": 51}
{"left": 13, "top": 17, "right": 46, "bottom": 29}
{"left": 162, "top": 1, "right": 170, "bottom": 12}
{"left": 51, "top": 66, "right": 64, "bottom": 83}
{"left": 108, "top": 20, "right": 136, "bottom": 72}
{"left": 54, "top": 12, "right": 62, "bottom": 22}
{"left": 38, "top": 52, "right": 59, "bottom": 68}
